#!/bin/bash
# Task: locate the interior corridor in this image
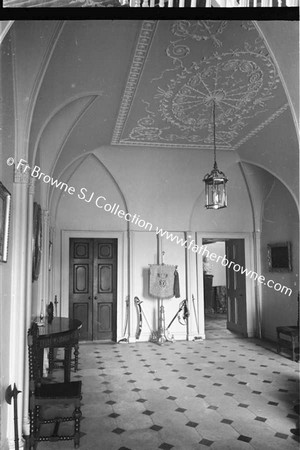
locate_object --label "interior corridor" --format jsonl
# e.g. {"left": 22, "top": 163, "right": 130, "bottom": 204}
{"left": 34, "top": 335, "right": 299, "bottom": 450}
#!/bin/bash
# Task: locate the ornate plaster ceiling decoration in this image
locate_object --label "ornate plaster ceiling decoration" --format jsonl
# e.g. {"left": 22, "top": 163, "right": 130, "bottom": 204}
{"left": 111, "top": 20, "right": 288, "bottom": 151}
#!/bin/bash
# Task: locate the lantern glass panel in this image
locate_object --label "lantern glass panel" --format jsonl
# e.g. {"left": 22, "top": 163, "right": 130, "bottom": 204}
{"left": 205, "top": 177, "right": 227, "bottom": 209}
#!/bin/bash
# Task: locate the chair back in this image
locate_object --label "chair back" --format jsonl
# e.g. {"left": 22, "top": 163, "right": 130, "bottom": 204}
{"left": 28, "top": 322, "right": 42, "bottom": 390}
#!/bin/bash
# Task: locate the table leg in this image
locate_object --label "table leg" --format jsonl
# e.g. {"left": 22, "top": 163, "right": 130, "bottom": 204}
{"left": 276, "top": 331, "right": 281, "bottom": 354}
{"left": 292, "top": 336, "right": 296, "bottom": 361}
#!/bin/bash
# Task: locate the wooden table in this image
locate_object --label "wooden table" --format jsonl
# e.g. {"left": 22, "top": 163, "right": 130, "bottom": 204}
{"left": 38, "top": 317, "right": 82, "bottom": 382}
{"left": 276, "top": 326, "right": 299, "bottom": 361}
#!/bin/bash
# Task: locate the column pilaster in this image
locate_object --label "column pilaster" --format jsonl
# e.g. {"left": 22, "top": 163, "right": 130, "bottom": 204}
{"left": 48, "top": 226, "right": 55, "bottom": 304}
{"left": 22, "top": 176, "right": 35, "bottom": 436}
{"left": 254, "top": 230, "right": 262, "bottom": 338}
{"left": 128, "top": 230, "right": 135, "bottom": 343}
{"left": 185, "top": 233, "right": 203, "bottom": 340}
{"left": 41, "top": 209, "right": 50, "bottom": 308}
{"left": 196, "top": 232, "right": 205, "bottom": 339}
{"left": 7, "top": 167, "right": 29, "bottom": 448}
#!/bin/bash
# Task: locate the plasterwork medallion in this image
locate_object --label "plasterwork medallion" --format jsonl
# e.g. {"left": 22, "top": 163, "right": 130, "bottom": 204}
{"left": 112, "top": 21, "right": 286, "bottom": 150}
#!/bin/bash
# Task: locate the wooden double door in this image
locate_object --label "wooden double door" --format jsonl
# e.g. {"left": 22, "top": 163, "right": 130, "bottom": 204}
{"left": 69, "top": 238, "right": 117, "bottom": 341}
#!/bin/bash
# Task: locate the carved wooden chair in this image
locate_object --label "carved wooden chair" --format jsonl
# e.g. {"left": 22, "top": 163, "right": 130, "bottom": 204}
{"left": 27, "top": 323, "right": 82, "bottom": 449}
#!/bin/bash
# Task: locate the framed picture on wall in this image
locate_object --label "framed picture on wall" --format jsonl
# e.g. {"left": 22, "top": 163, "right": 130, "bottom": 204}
{"left": 267, "top": 242, "right": 292, "bottom": 272}
{"left": 32, "top": 202, "right": 42, "bottom": 281}
{"left": 0, "top": 182, "right": 11, "bottom": 263}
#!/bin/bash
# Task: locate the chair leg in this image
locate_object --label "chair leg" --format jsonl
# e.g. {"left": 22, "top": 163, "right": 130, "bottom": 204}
{"left": 29, "top": 404, "right": 34, "bottom": 438}
{"left": 28, "top": 441, "right": 38, "bottom": 450}
{"left": 74, "top": 344, "right": 79, "bottom": 372}
{"left": 28, "top": 405, "right": 39, "bottom": 450}
{"left": 35, "top": 405, "right": 41, "bottom": 443}
{"left": 28, "top": 430, "right": 36, "bottom": 450}
{"left": 73, "top": 405, "right": 82, "bottom": 448}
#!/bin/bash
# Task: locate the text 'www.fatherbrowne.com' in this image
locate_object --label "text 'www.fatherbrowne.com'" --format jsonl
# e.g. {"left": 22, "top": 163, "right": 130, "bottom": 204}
{"left": 11, "top": 158, "right": 293, "bottom": 297}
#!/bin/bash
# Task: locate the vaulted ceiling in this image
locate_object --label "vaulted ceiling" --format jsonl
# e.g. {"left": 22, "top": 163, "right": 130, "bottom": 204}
{"left": 112, "top": 20, "right": 287, "bottom": 151}
{"left": 2, "top": 20, "right": 299, "bottom": 202}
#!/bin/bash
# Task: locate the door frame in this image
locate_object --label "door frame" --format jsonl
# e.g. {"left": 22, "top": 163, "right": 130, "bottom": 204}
{"left": 197, "top": 231, "right": 256, "bottom": 338}
{"left": 61, "top": 230, "right": 128, "bottom": 342}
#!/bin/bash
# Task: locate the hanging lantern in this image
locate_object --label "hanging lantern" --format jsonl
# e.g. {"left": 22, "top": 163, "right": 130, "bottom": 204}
{"left": 203, "top": 163, "right": 228, "bottom": 210}
{"left": 203, "top": 100, "right": 228, "bottom": 210}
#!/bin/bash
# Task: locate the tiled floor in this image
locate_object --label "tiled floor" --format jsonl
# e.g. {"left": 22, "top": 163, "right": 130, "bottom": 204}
{"left": 36, "top": 325, "right": 299, "bottom": 450}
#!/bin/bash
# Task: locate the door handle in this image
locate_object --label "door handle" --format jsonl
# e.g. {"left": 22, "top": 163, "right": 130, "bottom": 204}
{"left": 94, "top": 296, "right": 98, "bottom": 300}
{"left": 88, "top": 296, "right": 91, "bottom": 300}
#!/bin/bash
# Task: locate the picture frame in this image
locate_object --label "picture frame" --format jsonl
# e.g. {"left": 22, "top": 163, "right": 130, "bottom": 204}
{"left": 0, "top": 182, "right": 11, "bottom": 263}
{"left": 267, "top": 242, "right": 292, "bottom": 272}
{"left": 32, "top": 202, "right": 42, "bottom": 281}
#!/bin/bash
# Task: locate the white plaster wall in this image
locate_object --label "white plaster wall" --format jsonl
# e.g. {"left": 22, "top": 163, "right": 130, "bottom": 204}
{"left": 260, "top": 179, "right": 299, "bottom": 342}
{"left": 91, "top": 147, "right": 241, "bottom": 232}
{"left": 238, "top": 109, "right": 299, "bottom": 204}
{"left": 56, "top": 154, "right": 127, "bottom": 232}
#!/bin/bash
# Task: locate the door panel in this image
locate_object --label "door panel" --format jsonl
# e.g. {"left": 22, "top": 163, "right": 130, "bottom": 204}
{"left": 74, "top": 265, "right": 89, "bottom": 292}
{"left": 226, "top": 239, "right": 247, "bottom": 336}
{"left": 93, "top": 240, "right": 117, "bottom": 340}
{"left": 69, "top": 238, "right": 117, "bottom": 341}
{"left": 98, "top": 242, "right": 113, "bottom": 259}
{"left": 98, "top": 265, "right": 113, "bottom": 292}
{"left": 96, "top": 303, "right": 112, "bottom": 333}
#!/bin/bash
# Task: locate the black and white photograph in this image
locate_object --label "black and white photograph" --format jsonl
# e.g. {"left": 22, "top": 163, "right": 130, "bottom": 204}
{"left": 0, "top": 17, "right": 299, "bottom": 450}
